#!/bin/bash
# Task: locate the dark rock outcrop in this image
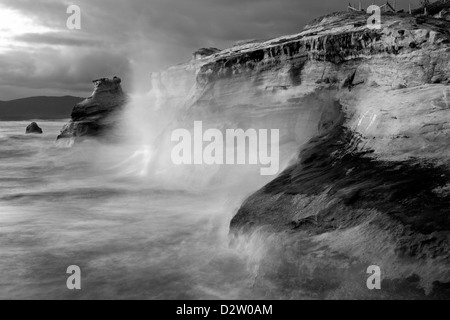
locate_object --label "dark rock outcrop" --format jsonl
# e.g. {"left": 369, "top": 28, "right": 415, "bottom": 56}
{"left": 25, "top": 122, "right": 43, "bottom": 134}
{"left": 57, "top": 76, "right": 127, "bottom": 141}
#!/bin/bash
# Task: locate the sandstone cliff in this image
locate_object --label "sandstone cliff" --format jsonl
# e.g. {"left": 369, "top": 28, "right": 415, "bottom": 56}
{"left": 57, "top": 76, "right": 127, "bottom": 141}
{"left": 146, "top": 10, "right": 450, "bottom": 298}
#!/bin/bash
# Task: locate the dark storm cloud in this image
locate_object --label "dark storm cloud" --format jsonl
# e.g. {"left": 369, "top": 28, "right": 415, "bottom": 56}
{"left": 14, "top": 32, "right": 101, "bottom": 47}
{"left": 0, "top": 47, "right": 131, "bottom": 97}
{"left": 0, "top": 0, "right": 418, "bottom": 100}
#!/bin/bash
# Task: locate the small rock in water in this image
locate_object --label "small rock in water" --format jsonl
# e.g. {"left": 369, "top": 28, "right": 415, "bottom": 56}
{"left": 25, "top": 122, "right": 43, "bottom": 134}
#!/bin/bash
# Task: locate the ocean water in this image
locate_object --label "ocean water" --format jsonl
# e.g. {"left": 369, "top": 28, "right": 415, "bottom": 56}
{"left": 2, "top": 121, "right": 444, "bottom": 300}
{"left": 0, "top": 120, "right": 297, "bottom": 300}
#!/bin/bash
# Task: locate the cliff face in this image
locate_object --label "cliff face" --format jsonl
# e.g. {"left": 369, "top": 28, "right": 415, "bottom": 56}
{"left": 148, "top": 11, "right": 450, "bottom": 297}
{"left": 151, "top": 12, "right": 450, "bottom": 146}
{"left": 57, "top": 77, "right": 127, "bottom": 141}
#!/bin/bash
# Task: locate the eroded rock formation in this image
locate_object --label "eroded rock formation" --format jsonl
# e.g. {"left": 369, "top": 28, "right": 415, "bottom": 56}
{"left": 57, "top": 76, "right": 127, "bottom": 141}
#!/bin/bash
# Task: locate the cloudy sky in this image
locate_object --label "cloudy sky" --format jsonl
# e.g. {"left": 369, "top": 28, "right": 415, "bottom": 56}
{"left": 0, "top": 0, "right": 417, "bottom": 100}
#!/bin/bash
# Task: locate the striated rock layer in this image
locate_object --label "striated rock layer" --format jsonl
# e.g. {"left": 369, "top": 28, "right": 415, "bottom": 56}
{"left": 57, "top": 76, "right": 127, "bottom": 141}
{"left": 148, "top": 11, "right": 450, "bottom": 298}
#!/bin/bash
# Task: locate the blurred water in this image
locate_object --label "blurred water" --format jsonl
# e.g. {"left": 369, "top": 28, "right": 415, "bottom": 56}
{"left": 1, "top": 121, "right": 437, "bottom": 300}
{"left": 0, "top": 121, "right": 289, "bottom": 300}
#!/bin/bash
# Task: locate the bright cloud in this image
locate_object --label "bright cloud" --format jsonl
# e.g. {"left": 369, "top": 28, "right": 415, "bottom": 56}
{"left": 0, "top": 5, "right": 51, "bottom": 52}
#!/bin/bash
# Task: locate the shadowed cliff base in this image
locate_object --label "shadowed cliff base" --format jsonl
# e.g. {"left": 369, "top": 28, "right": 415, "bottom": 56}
{"left": 230, "top": 104, "right": 450, "bottom": 298}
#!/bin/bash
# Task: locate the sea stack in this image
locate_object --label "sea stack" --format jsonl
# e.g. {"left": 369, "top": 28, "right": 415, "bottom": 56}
{"left": 25, "top": 122, "right": 43, "bottom": 134}
{"left": 57, "top": 76, "right": 128, "bottom": 141}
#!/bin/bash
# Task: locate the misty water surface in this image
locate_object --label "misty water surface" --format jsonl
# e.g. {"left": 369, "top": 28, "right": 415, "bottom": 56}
{"left": 0, "top": 121, "right": 299, "bottom": 299}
